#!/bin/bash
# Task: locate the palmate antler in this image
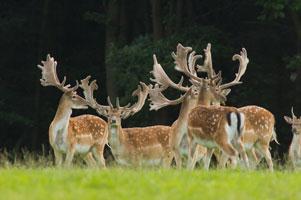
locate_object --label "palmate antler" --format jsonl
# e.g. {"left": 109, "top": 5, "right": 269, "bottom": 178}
{"left": 81, "top": 77, "right": 151, "bottom": 119}
{"left": 218, "top": 48, "right": 249, "bottom": 90}
{"left": 79, "top": 76, "right": 111, "bottom": 116}
{"left": 104, "top": 82, "right": 151, "bottom": 119}
{"left": 149, "top": 84, "right": 189, "bottom": 111}
{"left": 149, "top": 43, "right": 249, "bottom": 110}
{"left": 37, "top": 54, "right": 79, "bottom": 92}
{"left": 127, "top": 82, "right": 151, "bottom": 114}
{"left": 150, "top": 55, "right": 189, "bottom": 92}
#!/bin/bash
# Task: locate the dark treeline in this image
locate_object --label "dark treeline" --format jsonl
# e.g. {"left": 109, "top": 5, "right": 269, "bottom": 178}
{"left": 0, "top": 0, "right": 301, "bottom": 160}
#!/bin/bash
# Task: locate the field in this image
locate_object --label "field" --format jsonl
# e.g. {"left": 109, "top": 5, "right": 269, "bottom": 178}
{"left": 0, "top": 167, "right": 300, "bottom": 200}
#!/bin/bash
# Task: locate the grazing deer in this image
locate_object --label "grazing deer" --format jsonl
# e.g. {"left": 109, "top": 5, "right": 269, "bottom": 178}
{"left": 37, "top": 55, "right": 108, "bottom": 167}
{"left": 284, "top": 107, "right": 301, "bottom": 168}
{"left": 149, "top": 43, "right": 249, "bottom": 168}
{"left": 82, "top": 80, "right": 174, "bottom": 167}
{"left": 237, "top": 106, "right": 277, "bottom": 170}
{"left": 187, "top": 105, "right": 246, "bottom": 169}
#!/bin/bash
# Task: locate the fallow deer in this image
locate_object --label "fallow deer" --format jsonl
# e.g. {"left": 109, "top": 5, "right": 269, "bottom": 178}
{"left": 237, "top": 106, "right": 277, "bottom": 170}
{"left": 37, "top": 55, "right": 108, "bottom": 167}
{"left": 187, "top": 105, "right": 246, "bottom": 169}
{"left": 179, "top": 45, "right": 278, "bottom": 170}
{"left": 284, "top": 107, "right": 301, "bottom": 168}
{"left": 190, "top": 45, "right": 277, "bottom": 171}
{"left": 81, "top": 80, "right": 174, "bottom": 167}
{"left": 149, "top": 43, "right": 249, "bottom": 168}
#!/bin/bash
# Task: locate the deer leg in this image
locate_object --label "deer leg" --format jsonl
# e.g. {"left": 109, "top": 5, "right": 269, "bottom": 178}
{"left": 289, "top": 147, "right": 296, "bottom": 169}
{"left": 84, "top": 152, "right": 97, "bottom": 168}
{"left": 203, "top": 148, "right": 214, "bottom": 170}
{"left": 188, "top": 146, "right": 202, "bottom": 170}
{"left": 236, "top": 140, "right": 249, "bottom": 169}
{"left": 173, "top": 147, "right": 182, "bottom": 169}
{"left": 257, "top": 143, "right": 273, "bottom": 171}
{"left": 92, "top": 144, "right": 106, "bottom": 168}
{"left": 162, "top": 148, "right": 173, "bottom": 168}
{"left": 218, "top": 152, "right": 229, "bottom": 168}
{"left": 245, "top": 148, "right": 257, "bottom": 169}
{"left": 213, "top": 149, "right": 223, "bottom": 164}
{"left": 53, "top": 149, "right": 63, "bottom": 167}
{"left": 171, "top": 132, "right": 185, "bottom": 169}
{"left": 218, "top": 142, "right": 238, "bottom": 169}
{"left": 187, "top": 138, "right": 198, "bottom": 170}
{"left": 65, "top": 145, "right": 76, "bottom": 167}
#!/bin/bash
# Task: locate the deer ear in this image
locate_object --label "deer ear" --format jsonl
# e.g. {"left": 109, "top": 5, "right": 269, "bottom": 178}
{"left": 284, "top": 116, "right": 293, "bottom": 124}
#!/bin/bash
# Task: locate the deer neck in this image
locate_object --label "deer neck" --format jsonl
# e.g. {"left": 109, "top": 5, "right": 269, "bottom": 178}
{"left": 177, "top": 95, "right": 198, "bottom": 125}
{"left": 178, "top": 95, "right": 198, "bottom": 120}
{"left": 49, "top": 97, "right": 72, "bottom": 149}
{"left": 108, "top": 123, "right": 124, "bottom": 154}
{"left": 197, "top": 90, "right": 211, "bottom": 106}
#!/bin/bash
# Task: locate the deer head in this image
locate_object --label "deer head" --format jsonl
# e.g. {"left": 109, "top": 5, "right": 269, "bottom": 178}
{"left": 80, "top": 79, "right": 151, "bottom": 127}
{"left": 284, "top": 107, "right": 301, "bottom": 135}
{"left": 37, "top": 54, "right": 88, "bottom": 110}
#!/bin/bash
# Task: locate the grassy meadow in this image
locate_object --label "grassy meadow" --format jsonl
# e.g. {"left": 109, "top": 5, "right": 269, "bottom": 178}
{"left": 1, "top": 167, "right": 301, "bottom": 200}
{"left": 0, "top": 151, "right": 299, "bottom": 200}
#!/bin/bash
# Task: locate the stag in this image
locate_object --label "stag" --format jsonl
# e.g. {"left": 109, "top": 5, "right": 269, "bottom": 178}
{"left": 37, "top": 55, "right": 108, "bottom": 167}
{"left": 80, "top": 81, "right": 174, "bottom": 167}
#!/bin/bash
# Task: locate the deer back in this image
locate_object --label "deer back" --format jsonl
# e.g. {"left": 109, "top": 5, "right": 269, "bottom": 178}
{"left": 122, "top": 125, "right": 171, "bottom": 149}
{"left": 188, "top": 105, "right": 244, "bottom": 141}
{"left": 238, "top": 106, "right": 275, "bottom": 144}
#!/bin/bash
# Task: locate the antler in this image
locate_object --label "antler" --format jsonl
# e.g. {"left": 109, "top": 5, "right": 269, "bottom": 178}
{"left": 150, "top": 55, "right": 189, "bottom": 92}
{"left": 219, "top": 48, "right": 249, "bottom": 90}
{"left": 127, "top": 82, "right": 151, "bottom": 114}
{"left": 37, "top": 54, "right": 79, "bottom": 92}
{"left": 106, "top": 82, "right": 151, "bottom": 119}
{"left": 149, "top": 84, "right": 188, "bottom": 110}
{"left": 79, "top": 76, "right": 110, "bottom": 116}
{"left": 172, "top": 43, "right": 204, "bottom": 83}
{"left": 291, "top": 107, "right": 297, "bottom": 120}
{"left": 196, "top": 43, "right": 221, "bottom": 81}
{"left": 79, "top": 76, "right": 98, "bottom": 107}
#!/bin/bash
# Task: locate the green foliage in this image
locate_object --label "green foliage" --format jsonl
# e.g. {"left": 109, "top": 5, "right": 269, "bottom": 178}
{"left": 83, "top": 11, "right": 107, "bottom": 24}
{"left": 256, "top": 0, "right": 301, "bottom": 20}
{"left": 284, "top": 54, "right": 301, "bottom": 70}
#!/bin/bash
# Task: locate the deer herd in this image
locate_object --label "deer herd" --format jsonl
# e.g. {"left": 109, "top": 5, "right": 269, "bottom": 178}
{"left": 37, "top": 43, "right": 298, "bottom": 171}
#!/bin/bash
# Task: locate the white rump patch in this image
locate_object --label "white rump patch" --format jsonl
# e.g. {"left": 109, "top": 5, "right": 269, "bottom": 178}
{"left": 225, "top": 112, "right": 238, "bottom": 143}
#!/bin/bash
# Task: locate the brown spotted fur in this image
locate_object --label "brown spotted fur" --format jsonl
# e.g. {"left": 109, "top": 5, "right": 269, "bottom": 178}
{"left": 109, "top": 125, "right": 172, "bottom": 166}
{"left": 187, "top": 105, "right": 248, "bottom": 169}
{"left": 238, "top": 106, "right": 275, "bottom": 170}
{"left": 48, "top": 93, "right": 108, "bottom": 167}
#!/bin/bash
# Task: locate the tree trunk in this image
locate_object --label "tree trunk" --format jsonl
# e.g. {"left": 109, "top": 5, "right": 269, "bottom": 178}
{"left": 289, "top": 10, "right": 301, "bottom": 106}
{"left": 186, "top": 0, "right": 194, "bottom": 25}
{"left": 176, "top": 0, "right": 184, "bottom": 32}
{"left": 150, "top": 0, "right": 163, "bottom": 40}
{"left": 119, "top": 0, "right": 129, "bottom": 44}
{"left": 32, "top": 0, "right": 50, "bottom": 150}
{"left": 105, "top": 0, "right": 120, "bottom": 99}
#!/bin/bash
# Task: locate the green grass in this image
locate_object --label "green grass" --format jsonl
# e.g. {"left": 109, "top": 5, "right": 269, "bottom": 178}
{"left": 0, "top": 168, "right": 300, "bottom": 200}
